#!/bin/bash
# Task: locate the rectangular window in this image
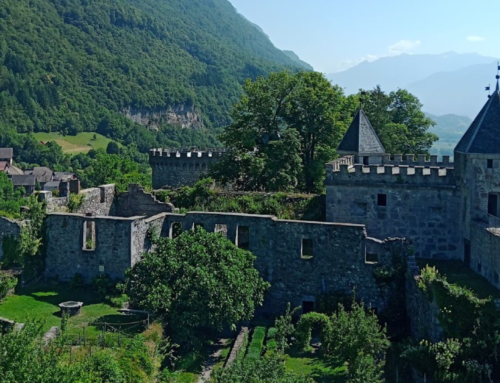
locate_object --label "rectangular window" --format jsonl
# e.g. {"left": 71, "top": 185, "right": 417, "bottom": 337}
{"left": 214, "top": 224, "right": 228, "bottom": 238}
{"left": 477, "top": 262, "right": 482, "bottom": 273}
{"left": 487, "top": 159, "right": 493, "bottom": 169}
{"left": 170, "top": 222, "right": 182, "bottom": 239}
{"left": 83, "top": 221, "right": 96, "bottom": 251}
{"left": 301, "top": 238, "right": 313, "bottom": 259}
{"left": 377, "top": 194, "right": 387, "bottom": 207}
{"left": 236, "top": 226, "right": 250, "bottom": 250}
{"left": 100, "top": 188, "right": 106, "bottom": 203}
{"left": 488, "top": 194, "right": 498, "bottom": 216}
{"left": 494, "top": 272, "right": 499, "bottom": 284}
{"left": 365, "top": 253, "right": 379, "bottom": 264}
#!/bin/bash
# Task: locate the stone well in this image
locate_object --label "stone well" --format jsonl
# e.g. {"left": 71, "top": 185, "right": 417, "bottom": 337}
{"left": 59, "top": 301, "right": 83, "bottom": 317}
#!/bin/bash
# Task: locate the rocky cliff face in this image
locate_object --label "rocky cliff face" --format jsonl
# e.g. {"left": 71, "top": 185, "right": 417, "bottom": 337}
{"left": 123, "top": 104, "right": 204, "bottom": 129}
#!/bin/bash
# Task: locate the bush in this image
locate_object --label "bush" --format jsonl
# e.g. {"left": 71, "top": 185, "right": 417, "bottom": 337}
{"left": 266, "top": 327, "right": 277, "bottom": 339}
{"left": 0, "top": 273, "right": 17, "bottom": 301}
{"left": 69, "top": 273, "right": 85, "bottom": 290}
{"left": 92, "top": 274, "right": 117, "bottom": 300}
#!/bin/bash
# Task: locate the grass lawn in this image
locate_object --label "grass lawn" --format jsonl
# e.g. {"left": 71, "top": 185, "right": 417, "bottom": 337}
{"left": 416, "top": 259, "right": 500, "bottom": 299}
{"left": 284, "top": 347, "right": 345, "bottom": 383}
{"left": 32, "top": 132, "right": 121, "bottom": 154}
{"left": 0, "top": 283, "right": 146, "bottom": 337}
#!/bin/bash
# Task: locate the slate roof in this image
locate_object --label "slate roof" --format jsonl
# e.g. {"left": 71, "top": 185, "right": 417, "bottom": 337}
{"left": 5, "top": 165, "right": 24, "bottom": 176}
{"left": 10, "top": 175, "right": 36, "bottom": 187}
{"left": 26, "top": 167, "right": 54, "bottom": 183}
{"left": 455, "top": 82, "right": 500, "bottom": 154}
{"left": 0, "top": 148, "right": 13, "bottom": 160}
{"left": 43, "top": 181, "right": 61, "bottom": 191}
{"left": 337, "top": 108, "right": 385, "bottom": 155}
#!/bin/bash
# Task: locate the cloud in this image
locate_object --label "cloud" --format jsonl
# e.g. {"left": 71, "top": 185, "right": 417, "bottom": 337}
{"left": 467, "top": 36, "right": 485, "bottom": 42}
{"left": 388, "top": 40, "right": 421, "bottom": 55}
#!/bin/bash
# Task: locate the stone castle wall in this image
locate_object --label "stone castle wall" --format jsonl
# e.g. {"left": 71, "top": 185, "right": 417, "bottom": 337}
{"left": 326, "top": 161, "right": 461, "bottom": 259}
{"left": 113, "top": 184, "right": 174, "bottom": 217}
{"left": 149, "top": 149, "right": 224, "bottom": 189}
{"left": 470, "top": 222, "right": 500, "bottom": 288}
{"left": 44, "top": 209, "right": 406, "bottom": 314}
{"left": 0, "top": 217, "right": 22, "bottom": 260}
{"left": 45, "top": 213, "right": 143, "bottom": 282}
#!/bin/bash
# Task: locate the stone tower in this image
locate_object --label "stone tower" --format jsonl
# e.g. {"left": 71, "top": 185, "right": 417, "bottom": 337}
{"left": 454, "top": 79, "right": 500, "bottom": 276}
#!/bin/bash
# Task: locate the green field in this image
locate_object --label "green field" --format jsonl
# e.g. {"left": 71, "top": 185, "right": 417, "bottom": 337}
{"left": 0, "top": 283, "right": 146, "bottom": 338}
{"left": 32, "top": 132, "right": 120, "bottom": 154}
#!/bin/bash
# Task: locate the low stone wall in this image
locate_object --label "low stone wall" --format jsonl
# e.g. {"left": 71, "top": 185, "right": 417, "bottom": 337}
{"left": 0, "top": 217, "right": 22, "bottom": 261}
{"left": 406, "top": 256, "right": 442, "bottom": 343}
{"left": 114, "top": 184, "right": 174, "bottom": 218}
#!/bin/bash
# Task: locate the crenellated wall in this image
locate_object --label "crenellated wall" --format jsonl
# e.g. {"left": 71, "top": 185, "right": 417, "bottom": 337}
{"left": 149, "top": 148, "right": 225, "bottom": 188}
{"left": 326, "top": 159, "right": 460, "bottom": 259}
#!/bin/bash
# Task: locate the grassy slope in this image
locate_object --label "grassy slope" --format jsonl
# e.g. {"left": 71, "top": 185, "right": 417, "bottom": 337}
{"left": 32, "top": 132, "right": 121, "bottom": 154}
{"left": 417, "top": 259, "right": 500, "bottom": 299}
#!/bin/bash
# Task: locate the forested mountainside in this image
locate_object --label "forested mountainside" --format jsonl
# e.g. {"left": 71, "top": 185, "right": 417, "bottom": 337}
{"left": 0, "top": 0, "right": 303, "bottom": 141}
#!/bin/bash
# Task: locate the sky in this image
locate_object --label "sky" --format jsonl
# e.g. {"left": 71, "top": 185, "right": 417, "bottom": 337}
{"left": 227, "top": 0, "right": 500, "bottom": 73}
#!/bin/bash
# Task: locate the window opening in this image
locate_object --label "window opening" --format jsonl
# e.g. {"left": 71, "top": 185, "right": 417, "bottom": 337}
{"left": 302, "top": 301, "right": 315, "bottom": 314}
{"left": 236, "top": 226, "right": 250, "bottom": 250}
{"left": 495, "top": 272, "right": 499, "bottom": 284}
{"left": 363, "top": 156, "right": 369, "bottom": 165}
{"left": 214, "top": 224, "right": 228, "bottom": 238}
{"left": 171, "top": 222, "right": 182, "bottom": 239}
{"left": 464, "top": 240, "right": 471, "bottom": 267}
{"left": 100, "top": 188, "right": 106, "bottom": 203}
{"left": 377, "top": 194, "right": 387, "bottom": 207}
{"left": 83, "top": 220, "right": 96, "bottom": 251}
{"left": 488, "top": 194, "right": 498, "bottom": 216}
{"left": 477, "top": 262, "right": 482, "bottom": 273}
{"left": 365, "top": 253, "right": 378, "bottom": 264}
{"left": 301, "top": 238, "right": 314, "bottom": 259}
{"left": 487, "top": 159, "right": 493, "bottom": 169}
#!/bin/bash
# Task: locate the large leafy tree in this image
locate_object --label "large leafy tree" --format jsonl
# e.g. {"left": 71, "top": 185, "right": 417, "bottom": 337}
{"left": 360, "top": 86, "right": 438, "bottom": 155}
{"left": 123, "top": 228, "right": 270, "bottom": 347}
{"left": 211, "top": 71, "right": 349, "bottom": 193}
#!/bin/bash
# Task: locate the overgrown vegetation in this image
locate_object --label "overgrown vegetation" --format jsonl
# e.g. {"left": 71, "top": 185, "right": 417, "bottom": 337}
{"left": 402, "top": 265, "right": 500, "bottom": 382}
{"left": 155, "top": 179, "right": 325, "bottom": 221}
{"left": 0, "top": 272, "right": 17, "bottom": 301}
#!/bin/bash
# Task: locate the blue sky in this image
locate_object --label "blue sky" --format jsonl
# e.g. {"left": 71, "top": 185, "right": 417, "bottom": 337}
{"left": 228, "top": 0, "right": 500, "bottom": 73}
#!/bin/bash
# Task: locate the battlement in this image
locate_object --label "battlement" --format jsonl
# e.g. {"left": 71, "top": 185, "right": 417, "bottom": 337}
{"left": 326, "top": 163, "right": 456, "bottom": 187}
{"left": 149, "top": 148, "right": 226, "bottom": 159}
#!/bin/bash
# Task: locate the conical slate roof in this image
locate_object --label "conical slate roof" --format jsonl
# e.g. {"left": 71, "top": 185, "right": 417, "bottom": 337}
{"left": 455, "top": 81, "right": 500, "bottom": 154}
{"left": 338, "top": 108, "right": 385, "bottom": 154}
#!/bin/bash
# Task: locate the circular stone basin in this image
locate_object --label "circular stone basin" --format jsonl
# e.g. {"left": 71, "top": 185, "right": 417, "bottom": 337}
{"left": 59, "top": 301, "right": 83, "bottom": 317}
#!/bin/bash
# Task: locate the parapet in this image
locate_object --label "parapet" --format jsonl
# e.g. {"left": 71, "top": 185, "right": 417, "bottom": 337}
{"left": 149, "top": 148, "right": 226, "bottom": 159}
{"left": 379, "top": 154, "right": 454, "bottom": 167}
{"left": 326, "top": 162, "right": 456, "bottom": 188}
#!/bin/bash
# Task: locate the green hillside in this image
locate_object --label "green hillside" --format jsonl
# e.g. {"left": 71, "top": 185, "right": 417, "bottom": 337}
{"left": 33, "top": 132, "right": 121, "bottom": 154}
{"left": 0, "top": 0, "right": 302, "bottom": 141}
{"left": 427, "top": 113, "right": 471, "bottom": 156}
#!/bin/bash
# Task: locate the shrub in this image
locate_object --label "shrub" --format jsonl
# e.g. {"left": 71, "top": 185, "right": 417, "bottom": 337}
{"left": 68, "top": 193, "right": 85, "bottom": 212}
{"left": 92, "top": 274, "right": 117, "bottom": 300}
{"left": 0, "top": 272, "right": 17, "bottom": 301}
{"left": 266, "top": 327, "right": 277, "bottom": 339}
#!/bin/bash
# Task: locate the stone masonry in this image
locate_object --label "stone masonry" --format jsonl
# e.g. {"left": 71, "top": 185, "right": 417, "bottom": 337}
{"left": 149, "top": 148, "right": 224, "bottom": 189}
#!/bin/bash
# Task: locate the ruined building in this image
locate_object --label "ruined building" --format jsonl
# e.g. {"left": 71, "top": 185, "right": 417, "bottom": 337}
{"left": 2, "top": 77, "right": 500, "bottom": 316}
{"left": 326, "top": 79, "right": 500, "bottom": 288}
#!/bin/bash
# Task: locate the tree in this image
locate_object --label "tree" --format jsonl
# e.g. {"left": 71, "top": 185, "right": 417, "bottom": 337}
{"left": 123, "top": 227, "right": 270, "bottom": 347}
{"left": 360, "top": 86, "right": 438, "bottom": 155}
{"left": 212, "top": 71, "right": 350, "bottom": 193}
{"left": 106, "top": 141, "right": 121, "bottom": 155}
{"left": 296, "top": 299, "right": 389, "bottom": 383}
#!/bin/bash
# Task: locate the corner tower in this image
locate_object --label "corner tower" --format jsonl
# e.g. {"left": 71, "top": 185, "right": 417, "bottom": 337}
{"left": 337, "top": 107, "right": 386, "bottom": 165}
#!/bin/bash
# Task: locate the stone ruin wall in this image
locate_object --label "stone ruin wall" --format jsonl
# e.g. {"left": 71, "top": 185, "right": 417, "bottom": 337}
{"left": 113, "top": 184, "right": 175, "bottom": 217}
{"left": 44, "top": 209, "right": 408, "bottom": 314}
{"left": 149, "top": 149, "right": 224, "bottom": 189}
{"left": 470, "top": 222, "right": 500, "bottom": 289}
{"left": 0, "top": 217, "right": 22, "bottom": 261}
{"left": 326, "top": 160, "right": 461, "bottom": 259}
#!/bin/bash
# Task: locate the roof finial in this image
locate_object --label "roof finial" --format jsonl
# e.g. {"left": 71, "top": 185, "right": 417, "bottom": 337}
{"left": 496, "top": 62, "right": 500, "bottom": 91}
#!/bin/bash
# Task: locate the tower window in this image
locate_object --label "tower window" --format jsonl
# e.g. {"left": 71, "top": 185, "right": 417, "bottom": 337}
{"left": 236, "top": 226, "right": 250, "bottom": 250}
{"left": 488, "top": 194, "right": 498, "bottom": 216}
{"left": 377, "top": 194, "right": 387, "bottom": 207}
{"left": 487, "top": 159, "right": 493, "bottom": 169}
{"left": 301, "top": 238, "right": 313, "bottom": 259}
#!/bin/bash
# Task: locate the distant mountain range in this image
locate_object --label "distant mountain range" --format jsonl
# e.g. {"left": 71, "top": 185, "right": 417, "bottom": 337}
{"left": 328, "top": 52, "right": 498, "bottom": 118}
{"left": 427, "top": 113, "right": 472, "bottom": 156}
